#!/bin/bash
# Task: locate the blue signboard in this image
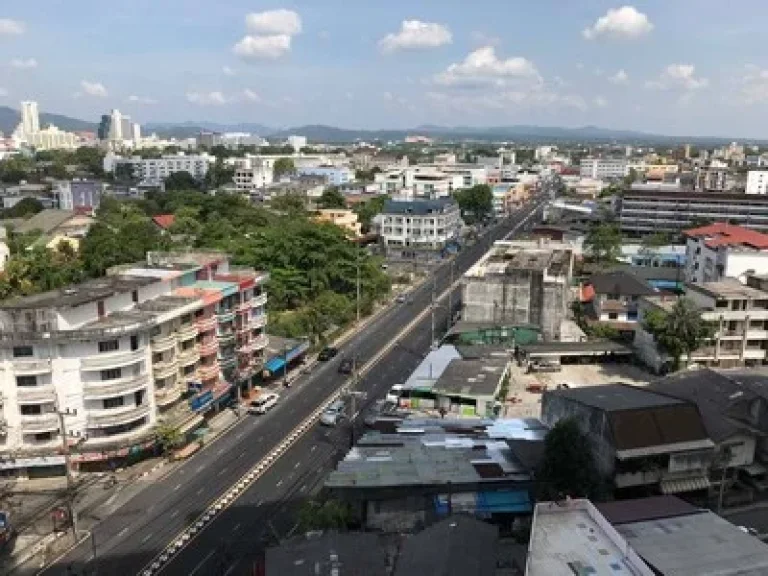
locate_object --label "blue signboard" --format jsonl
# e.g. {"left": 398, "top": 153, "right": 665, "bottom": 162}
{"left": 190, "top": 390, "right": 214, "bottom": 412}
{"left": 0, "top": 512, "right": 8, "bottom": 528}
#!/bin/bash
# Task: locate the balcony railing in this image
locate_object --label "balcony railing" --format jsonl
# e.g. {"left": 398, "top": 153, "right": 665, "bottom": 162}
{"left": 155, "top": 385, "right": 183, "bottom": 407}
{"left": 197, "top": 363, "right": 219, "bottom": 380}
{"left": 150, "top": 333, "right": 177, "bottom": 353}
{"left": 216, "top": 309, "right": 236, "bottom": 323}
{"left": 219, "top": 356, "right": 237, "bottom": 369}
{"left": 177, "top": 348, "right": 200, "bottom": 367}
{"left": 82, "top": 423, "right": 154, "bottom": 449}
{"left": 20, "top": 413, "right": 60, "bottom": 434}
{"left": 217, "top": 331, "right": 235, "bottom": 343}
{"left": 236, "top": 300, "right": 251, "bottom": 313}
{"left": 252, "top": 334, "right": 268, "bottom": 350}
{"left": 13, "top": 359, "right": 53, "bottom": 375}
{"left": 250, "top": 315, "right": 267, "bottom": 330}
{"left": 251, "top": 294, "right": 268, "bottom": 308}
{"left": 16, "top": 385, "right": 56, "bottom": 404}
{"left": 83, "top": 374, "right": 149, "bottom": 400}
{"left": 177, "top": 323, "right": 199, "bottom": 342}
{"left": 153, "top": 358, "right": 178, "bottom": 380}
{"left": 198, "top": 338, "right": 219, "bottom": 356}
{"left": 87, "top": 405, "right": 150, "bottom": 428}
{"left": 195, "top": 315, "right": 217, "bottom": 332}
{"left": 81, "top": 348, "right": 146, "bottom": 371}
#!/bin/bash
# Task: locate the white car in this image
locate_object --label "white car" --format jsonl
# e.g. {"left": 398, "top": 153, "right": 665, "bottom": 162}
{"left": 248, "top": 393, "right": 279, "bottom": 415}
{"left": 320, "top": 400, "right": 347, "bottom": 426}
{"left": 386, "top": 384, "right": 404, "bottom": 405}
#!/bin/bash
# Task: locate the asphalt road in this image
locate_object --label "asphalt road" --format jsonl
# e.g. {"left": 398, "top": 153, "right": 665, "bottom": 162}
{"left": 39, "top": 200, "right": 543, "bottom": 576}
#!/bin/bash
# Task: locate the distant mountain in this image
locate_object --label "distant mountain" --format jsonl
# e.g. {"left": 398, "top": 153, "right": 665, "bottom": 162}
{"left": 0, "top": 105, "right": 96, "bottom": 135}
{"left": 144, "top": 121, "right": 275, "bottom": 139}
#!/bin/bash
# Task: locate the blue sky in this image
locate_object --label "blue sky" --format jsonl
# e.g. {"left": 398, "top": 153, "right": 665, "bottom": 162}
{"left": 0, "top": 1, "right": 765, "bottom": 137}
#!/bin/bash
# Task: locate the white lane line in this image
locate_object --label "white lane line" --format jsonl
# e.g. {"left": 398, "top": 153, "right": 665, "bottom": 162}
{"left": 238, "top": 451, "right": 246, "bottom": 459}
{"left": 196, "top": 464, "right": 205, "bottom": 473}
{"left": 170, "top": 509, "right": 179, "bottom": 519}
{"left": 256, "top": 499, "right": 264, "bottom": 507}
{"left": 141, "top": 532, "right": 153, "bottom": 544}
{"left": 197, "top": 488, "right": 204, "bottom": 496}
{"left": 217, "top": 467, "right": 229, "bottom": 477}
{"left": 236, "top": 432, "right": 244, "bottom": 440}
{"left": 118, "top": 527, "right": 129, "bottom": 538}
{"left": 311, "top": 445, "right": 317, "bottom": 452}
{"left": 276, "top": 479, "right": 283, "bottom": 487}
{"left": 294, "top": 461, "right": 301, "bottom": 469}
{"left": 217, "top": 448, "right": 225, "bottom": 456}
{"left": 173, "top": 483, "right": 181, "bottom": 491}
{"left": 189, "top": 550, "right": 215, "bottom": 576}
{"left": 232, "top": 522, "right": 241, "bottom": 533}
{"left": 300, "top": 484, "right": 307, "bottom": 493}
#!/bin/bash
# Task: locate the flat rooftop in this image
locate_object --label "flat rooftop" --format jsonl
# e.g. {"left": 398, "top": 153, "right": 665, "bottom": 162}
{"left": 433, "top": 358, "right": 507, "bottom": 398}
{"left": 546, "top": 383, "right": 683, "bottom": 412}
{"left": 265, "top": 532, "right": 387, "bottom": 576}
{"left": 688, "top": 279, "right": 768, "bottom": 301}
{"left": 527, "top": 500, "right": 654, "bottom": 576}
{"left": 466, "top": 241, "right": 572, "bottom": 278}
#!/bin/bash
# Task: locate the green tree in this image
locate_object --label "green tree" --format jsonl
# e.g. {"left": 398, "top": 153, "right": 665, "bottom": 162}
{"left": 317, "top": 186, "right": 346, "bottom": 209}
{"left": 273, "top": 157, "right": 296, "bottom": 179}
{"left": 353, "top": 195, "right": 386, "bottom": 233}
{"left": 584, "top": 224, "right": 622, "bottom": 263}
{"left": 297, "top": 499, "right": 355, "bottom": 532}
{"left": 623, "top": 168, "right": 639, "bottom": 187}
{"left": 270, "top": 192, "right": 306, "bottom": 214}
{"left": 642, "top": 298, "right": 715, "bottom": 370}
{"left": 537, "top": 418, "right": 604, "bottom": 501}
{"left": 354, "top": 166, "right": 381, "bottom": 182}
{"left": 155, "top": 422, "right": 184, "bottom": 455}
{"left": 4, "top": 197, "right": 44, "bottom": 218}
{"left": 204, "top": 159, "right": 235, "bottom": 189}
{"left": 453, "top": 184, "right": 493, "bottom": 223}
{"left": 638, "top": 232, "right": 671, "bottom": 265}
{"left": 163, "top": 171, "right": 201, "bottom": 191}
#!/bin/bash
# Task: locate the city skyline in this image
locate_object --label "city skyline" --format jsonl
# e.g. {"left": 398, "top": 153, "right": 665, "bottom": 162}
{"left": 0, "top": 2, "right": 767, "bottom": 137}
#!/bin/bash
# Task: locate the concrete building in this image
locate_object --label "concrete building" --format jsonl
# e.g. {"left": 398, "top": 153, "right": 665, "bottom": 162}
{"left": 579, "top": 158, "right": 627, "bottom": 179}
{"left": 697, "top": 167, "right": 738, "bottom": 192}
{"left": 296, "top": 166, "right": 354, "bottom": 186}
{"left": 375, "top": 167, "right": 464, "bottom": 199}
{"left": 462, "top": 240, "right": 574, "bottom": 340}
{"left": 583, "top": 270, "right": 656, "bottom": 327}
{"left": 20, "top": 101, "right": 40, "bottom": 137}
{"left": 286, "top": 135, "right": 307, "bottom": 151}
{"left": 380, "top": 198, "right": 462, "bottom": 258}
{"left": 684, "top": 223, "right": 768, "bottom": 283}
{"left": 0, "top": 252, "right": 267, "bottom": 478}
{"left": 746, "top": 170, "right": 768, "bottom": 195}
{"left": 233, "top": 163, "right": 274, "bottom": 192}
{"left": 313, "top": 209, "right": 361, "bottom": 237}
{"left": 26, "top": 126, "right": 79, "bottom": 151}
{"left": 107, "top": 153, "right": 213, "bottom": 185}
{"left": 422, "top": 163, "right": 488, "bottom": 188}
{"left": 56, "top": 179, "right": 103, "bottom": 211}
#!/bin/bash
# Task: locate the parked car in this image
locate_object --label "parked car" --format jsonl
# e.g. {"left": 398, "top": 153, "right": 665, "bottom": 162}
{"left": 386, "top": 384, "right": 404, "bottom": 404}
{"left": 395, "top": 294, "right": 407, "bottom": 304}
{"left": 318, "top": 346, "right": 338, "bottom": 361}
{"left": 320, "top": 400, "right": 347, "bottom": 426}
{"left": 338, "top": 357, "right": 354, "bottom": 374}
{"left": 248, "top": 393, "right": 279, "bottom": 415}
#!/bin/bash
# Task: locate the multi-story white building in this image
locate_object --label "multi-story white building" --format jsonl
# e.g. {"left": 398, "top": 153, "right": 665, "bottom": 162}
{"left": 0, "top": 252, "right": 268, "bottom": 478}
{"left": 375, "top": 167, "right": 464, "bottom": 199}
{"left": 683, "top": 223, "right": 768, "bottom": 284}
{"left": 287, "top": 135, "right": 307, "bottom": 151}
{"left": 21, "top": 101, "right": 40, "bottom": 137}
{"left": 234, "top": 164, "right": 274, "bottom": 192}
{"left": 423, "top": 163, "right": 488, "bottom": 188}
{"left": 380, "top": 198, "right": 462, "bottom": 256}
{"left": 26, "top": 126, "right": 79, "bottom": 151}
{"left": 579, "top": 158, "right": 628, "bottom": 179}
{"left": 296, "top": 166, "right": 354, "bottom": 186}
{"left": 107, "top": 153, "right": 214, "bottom": 185}
{"left": 746, "top": 170, "right": 768, "bottom": 195}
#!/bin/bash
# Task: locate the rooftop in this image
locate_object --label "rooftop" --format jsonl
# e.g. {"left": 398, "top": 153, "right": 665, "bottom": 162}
{"left": 687, "top": 279, "right": 768, "bottom": 301}
{"left": 588, "top": 270, "right": 656, "bottom": 297}
{"left": 466, "top": 240, "right": 573, "bottom": 278}
{"left": 382, "top": 197, "right": 457, "bottom": 216}
{"left": 432, "top": 358, "right": 508, "bottom": 399}
{"left": 547, "top": 383, "right": 683, "bottom": 412}
{"left": 526, "top": 499, "right": 654, "bottom": 576}
{"left": 265, "top": 532, "right": 387, "bottom": 576}
{"left": 151, "top": 214, "right": 175, "bottom": 230}
{"left": 684, "top": 222, "right": 768, "bottom": 251}
{"left": 403, "top": 345, "right": 462, "bottom": 391}
{"left": 13, "top": 209, "right": 76, "bottom": 234}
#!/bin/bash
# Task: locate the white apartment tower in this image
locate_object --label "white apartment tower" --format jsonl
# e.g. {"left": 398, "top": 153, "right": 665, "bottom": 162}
{"left": 21, "top": 101, "right": 40, "bottom": 137}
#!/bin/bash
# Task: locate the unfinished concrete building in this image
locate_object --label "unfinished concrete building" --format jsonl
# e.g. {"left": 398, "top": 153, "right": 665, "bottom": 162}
{"left": 461, "top": 240, "right": 574, "bottom": 340}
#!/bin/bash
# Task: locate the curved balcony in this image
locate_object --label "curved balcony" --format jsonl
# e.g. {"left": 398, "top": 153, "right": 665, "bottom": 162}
{"left": 87, "top": 404, "right": 150, "bottom": 429}
{"left": 17, "top": 385, "right": 57, "bottom": 404}
{"left": 251, "top": 293, "right": 268, "bottom": 308}
{"left": 252, "top": 334, "right": 269, "bottom": 350}
{"left": 13, "top": 359, "right": 53, "bottom": 376}
{"left": 153, "top": 357, "right": 178, "bottom": 380}
{"left": 177, "top": 348, "right": 200, "bottom": 367}
{"left": 155, "top": 385, "right": 183, "bottom": 408}
{"left": 198, "top": 337, "right": 219, "bottom": 356}
{"left": 151, "top": 333, "right": 177, "bottom": 354}
{"left": 81, "top": 348, "right": 146, "bottom": 371}
{"left": 20, "top": 413, "right": 60, "bottom": 434}
{"left": 195, "top": 315, "right": 217, "bottom": 333}
{"left": 219, "top": 356, "right": 237, "bottom": 370}
{"left": 217, "top": 331, "right": 235, "bottom": 344}
{"left": 236, "top": 321, "right": 251, "bottom": 334}
{"left": 250, "top": 315, "right": 267, "bottom": 330}
{"left": 83, "top": 374, "right": 149, "bottom": 400}
{"left": 236, "top": 301, "right": 251, "bottom": 313}
{"left": 237, "top": 340, "right": 256, "bottom": 355}
{"left": 216, "top": 309, "right": 236, "bottom": 323}
{"left": 197, "top": 363, "right": 220, "bottom": 381}
{"left": 177, "top": 323, "right": 199, "bottom": 343}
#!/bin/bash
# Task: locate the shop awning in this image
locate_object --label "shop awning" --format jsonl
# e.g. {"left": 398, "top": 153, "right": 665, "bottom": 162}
{"left": 661, "top": 475, "right": 711, "bottom": 494}
{"left": 264, "top": 357, "right": 286, "bottom": 374}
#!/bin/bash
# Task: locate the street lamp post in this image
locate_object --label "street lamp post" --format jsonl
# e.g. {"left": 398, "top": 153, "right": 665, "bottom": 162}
{"left": 55, "top": 407, "right": 79, "bottom": 541}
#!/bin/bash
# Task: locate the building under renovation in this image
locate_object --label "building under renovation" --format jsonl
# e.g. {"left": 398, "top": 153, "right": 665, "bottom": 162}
{"left": 461, "top": 240, "right": 574, "bottom": 340}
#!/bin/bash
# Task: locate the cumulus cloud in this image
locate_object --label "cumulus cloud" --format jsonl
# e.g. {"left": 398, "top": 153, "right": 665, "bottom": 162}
{"left": 646, "top": 64, "right": 708, "bottom": 90}
{"left": 187, "top": 91, "right": 228, "bottom": 106}
{"left": 81, "top": 80, "right": 108, "bottom": 97}
{"left": 379, "top": 20, "right": 452, "bottom": 53}
{"left": 0, "top": 19, "right": 24, "bottom": 36}
{"left": 738, "top": 65, "right": 768, "bottom": 104}
{"left": 594, "top": 96, "right": 608, "bottom": 108}
{"left": 242, "top": 89, "right": 261, "bottom": 102}
{"left": 222, "top": 66, "right": 236, "bottom": 76}
{"left": 10, "top": 58, "right": 36, "bottom": 69}
{"left": 128, "top": 95, "right": 157, "bottom": 105}
{"left": 609, "top": 69, "right": 630, "bottom": 85}
{"left": 233, "top": 34, "right": 292, "bottom": 60}
{"left": 583, "top": 6, "right": 653, "bottom": 40}
{"left": 434, "top": 46, "right": 540, "bottom": 87}
{"left": 246, "top": 9, "right": 301, "bottom": 36}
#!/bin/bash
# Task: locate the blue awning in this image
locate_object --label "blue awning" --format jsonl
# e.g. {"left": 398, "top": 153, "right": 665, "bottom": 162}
{"left": 264, "top": 357, "right": 286, "bottom": 373}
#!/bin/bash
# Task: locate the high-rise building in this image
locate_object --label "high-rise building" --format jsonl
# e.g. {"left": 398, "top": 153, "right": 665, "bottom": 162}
{"left": 20, "top": 101, "right": 40, "bottom": 137}
{"left": 110, "top": 109, "right": 123, "bottom": 140}
{"left": 97, "top": 115, "right": 111, "bottom": 141}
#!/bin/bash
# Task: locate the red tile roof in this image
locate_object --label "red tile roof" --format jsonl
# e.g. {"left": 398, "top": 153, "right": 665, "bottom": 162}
{"left": 683, "top": 222, "right": 768, "bottom": 250}
{"left": 581, "top": 284, "right": 596, "bottom": 303}
{"left": 152, "top": 214, "right": 176, "bottom": 230}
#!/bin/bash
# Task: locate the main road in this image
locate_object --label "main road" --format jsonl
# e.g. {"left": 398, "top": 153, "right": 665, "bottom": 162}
{"left": 39, "top": 199, "right": 543, "bottom": 576}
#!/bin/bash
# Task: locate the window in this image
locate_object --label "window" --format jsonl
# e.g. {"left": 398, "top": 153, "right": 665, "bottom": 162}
{"left": 34, "top": 432, "right": 54, "bottom": 442}
{"left": 135, "top": 389, "right": 145, "bottom": 406}
{"left": 130, "top": 335, "right": 139, "bottom": 351}
{"left": 20, "top": 404, "right": 42, "bottom": 415}
{"left": 16, "top": 375, "right": 37, "bottom": 387}
{"left": 98, "top": 340, "right": 119, "bottom": 353}
{"left": 608, "top": 313, "right": 619, "bottom": 320}
{"left": 12, "top": 346, "right": 33, "bottom": 358}
{"left": 101, "top": 368, "right": 122, "bottom": 381}
{"left": 132, "top": 290, "right": 139, "bottom": 303}
{"left": 103, "top": 397, "right": 124, "bottom": 409}
{"left": 97, "top": 300, "right": 106, "bottom": 318}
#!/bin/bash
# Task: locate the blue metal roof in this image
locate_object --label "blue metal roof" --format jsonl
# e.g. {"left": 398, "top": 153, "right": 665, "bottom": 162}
{"left": 264, "top": 357, "right": 286, "bottom": 373}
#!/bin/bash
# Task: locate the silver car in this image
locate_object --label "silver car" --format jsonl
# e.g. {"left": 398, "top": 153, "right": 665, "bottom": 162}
{"left": 319, "top": 399, "right": 346, "bottom": 426}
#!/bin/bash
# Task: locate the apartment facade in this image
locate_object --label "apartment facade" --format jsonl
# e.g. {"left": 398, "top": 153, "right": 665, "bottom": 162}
{"left": 684, "top": 223, "right": 768, "bottom": 283}
{"left": 0, "top": 252, "right": 267, "bottom": 478}
{"left": 110, "top": 153, "right": 213, "bottom": 184}
{"left": 296, "top": 166, "right": 354, "bottom": 186}
{"left": 233, "top": 164, "right": 274, "bottom": 192}
{"left": 579, "top": 158, "right": 627, "bottom": 179}
{"left": 314, "top": 209, "right": 362, "bottom": 237}
{"left": 380, "top": 198, "right": 462, "bottom": 256}
{"left": 374, "top": 167, "right": 464, "bottom": 198}
{"left": 746, "top": 170, "right": 768, "bottom": 195}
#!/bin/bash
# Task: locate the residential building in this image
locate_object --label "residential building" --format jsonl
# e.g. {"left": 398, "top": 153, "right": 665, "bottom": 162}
{"left": 56, "top": 179, "right": 103, "bottom": 211}
{"left": 108, "top": 153, "right": 213, "bottom": 185}
{"left": 233, "top": 163, "right": 274, "bottom": 192}
{"left": 526, "top": 499, "right": 654, "bottom": 576}
{"left": 26, "top": 126, "right": 79, "bottom": 151}
{"left": 313, "top": 209, "right": 361, "bottom": 237}
{"left": 462, "top": 240, "right": 574, "bottom": 340}
{"left": 618, "top": 190, "right": 768, "bottom": 236}
{"left": 684, "top": 222, "right": 768, "bottom": 283}
{"left": 12, "top": 208, "right": 94, "bottom": 251}
{"left": 491, "top": 181, "right": 530, "bottom": 215}
{"left": 265, "top": 532, "right": 387, "bottom": 576}
{"left": 20, "top": 101, "right": 40, "bottom": 137}
{"left": 746, "top": 169, "right": 768, "bottom": 195}
{"left": 374, "top": 167, "right": 464, "bottom": 199}
{"left": 286, "top": 135, "right": 307, "bottom": 151}
{"left": 380, "top": 198, "right": 462, "bottom": 258}
{"left": 579, "top": 158, "right": 627, "bottom": 179}
{"left": 696, "top": 167, "right": 738, "bottom": 192}
{"left": 296, "top": 166, "right": 353, "bottom": 186}
{"left": 97, "top": 115, "right": 111, "bottom": 141}
{"left": 542, "top": 384, "right": 716, "bottom": 496}
{"left": 0, "top": 251, "right": 267, "bottom": 478}
{"left": 422, "top": 163, "right": 488, "bottom": 188}
{"left": 618, "top": 243, "right": 686, "bottom": 268}
{"left": 636, "top": 280, "right": 768, "bottom": 371}
{"left": 582, "top": 270, "right": 657, "bottom": 326}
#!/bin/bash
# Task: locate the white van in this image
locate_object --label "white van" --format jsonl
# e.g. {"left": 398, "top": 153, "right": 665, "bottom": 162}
{"left": 248, "top": 393, "right": 279, "bottom": 415}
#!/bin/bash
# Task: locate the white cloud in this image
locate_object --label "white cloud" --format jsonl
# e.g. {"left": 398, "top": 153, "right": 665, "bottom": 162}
{"left": 426, "top": 87, "right": 588, "bottom": 113}
{"left": 383, "top": 91, "right": 407, "bottom": 106}
{"left": 233, "top": 34, "right": 292, "bottom": 60}
{"left": 10, "top": 58, "right": 36, "bottom": 69}
{"left": 738, "top": 65, "right": 768, "bottom": 104}
{"left": 242, "top": 89, "right": 261, "bottom": 102}
{"left": 81, "top": 80, "right": 108, "bottom": 97}
{"left": 609, "top": 69, "right": 630, "bottom": 85}
{"left": 345, "top": 92, "right": 354, "bottom": 101}
{"left": 647, "top": 64, "right": 708, "bottom": 90}
{"left": 594, "top": 96, "right": 608, "bottom": 108}
{"left": 246, "top": 9, "right": 302, "bottom": 36}
{"left": 434, "top": 46, "right": 540, "bottom": 86}
{"left": 128, "top": 95, "right": 157, "bottom": 105}
{"left": 187, "top": 91, "right": 228, "bottom": 106}
{"left": 0, "top": 19, "right": 24, "bottom": 36}
{"left": 583, "top": 6, "right": 653, "bottom": 40}
{"left": 222, "top": 66, "right": 236, "bottom": 76}
{"left": 379, "top": 20, "right": 452, "bottom": 53}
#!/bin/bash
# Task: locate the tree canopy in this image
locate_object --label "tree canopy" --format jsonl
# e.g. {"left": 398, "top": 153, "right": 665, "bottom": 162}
{"left": 584, "top": 223, "right": 622, "bottom": 263}
{"left": 353, "top": 195, "right": 387, "bottom": 233}
{"left": 163, "top": 170, "right": 201, "bottom": 191}
{"left": 453, "top": 184, "right": 493, "bottom": 224}
{"left": 273, "top": 157, "right": 296, "bottom": 179}
{"left": 317, "top": 187, "right": 346, "bottom": 209}
{"left": 642, "top": 297, "right": 714, "bottom": 370}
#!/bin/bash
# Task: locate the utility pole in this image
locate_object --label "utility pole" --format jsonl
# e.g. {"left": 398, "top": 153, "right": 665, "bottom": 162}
{"left": 447, "top": 259, "right": 456, "bottom": 333}
{"left": 356, "top": 250, "right": 361, "bottom": 324}
{"left": 55, "top": 407, "right": 78, "bottom": 541}
{"left": 430, "top": 275, "right": 437, "bottom": 349}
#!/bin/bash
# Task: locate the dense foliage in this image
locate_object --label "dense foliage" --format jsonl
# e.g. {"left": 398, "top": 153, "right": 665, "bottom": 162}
{"left": 453, "top": 184, "right": 493, "bottom": 223}
{"left": 642, "top": 298, "right": 714, "bottom": 370}
{"left": 584, "top": 223, "right": 622, "bottom": 263}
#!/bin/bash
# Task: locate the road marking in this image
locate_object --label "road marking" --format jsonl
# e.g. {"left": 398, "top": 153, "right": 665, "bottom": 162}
{"left": 173, "top": 483, "right": 181, "bottom": 491}
{"left": 232, "top": 522, "right": 241, "bottom": 533}
{"left": 217, "top": 448, "right": 225, "bottom": 456}
{"left": 141, "top": 532, "right": 153, "bottom": 544}
{"left": 300, "top": 484, "right": 307, "bottom": 493}
{"left": 236, "top": 432, "right": 244, "bottom": 440}
{"left": 196, "top": 464, "right": 205, "bottom": 473}
{"left": 238, "top": 451, "right": 246, "bottom": 459}
{"left": 256, "top": 499, "right": 264, "bottom": 507}
{"left": 218, "top": 467, "right": 229, "bottom": 477}
{"left": 170, "top": 510, "right": 179, "bottom": 518}
{"left": 197, "top": 488, "right": 204, "bottom": 496}
{"left": 311, "top": 445, "right": 317, "bottom": 452}
{"left": 189, "top": 550, "right": 215, "bottom": 576}
{"left": 294, "top": 461, "right": 301, "bottom": 469}
{"left": 118, "top": 527, "right": 129, "bottom": 538}
{"left": 276, "top": 479, "right": 283, "bottom": 487}
{"left": 258, "top": 436, "right": 264, "bottom": 442}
